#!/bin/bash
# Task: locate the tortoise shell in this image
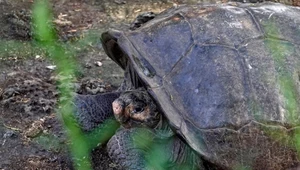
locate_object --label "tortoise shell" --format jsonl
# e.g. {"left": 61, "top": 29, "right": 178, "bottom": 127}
{"left": 102, "top": 2, "right": 300, "bottom": 169}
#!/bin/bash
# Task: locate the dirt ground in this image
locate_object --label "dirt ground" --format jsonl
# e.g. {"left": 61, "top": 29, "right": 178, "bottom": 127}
{"left": 0, "top": 0, "right": 300, "bottom": 170}
{"left": 0, "top": 0, "right": 182, "bottom": 169}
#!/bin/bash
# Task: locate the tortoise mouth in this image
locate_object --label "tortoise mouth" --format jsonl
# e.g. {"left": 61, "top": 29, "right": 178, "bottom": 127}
{"left": 112, "top": 91, "right": 161, "bottom": 129}
{"left": 112, "top": 99, "right": 128, "bottom": 124}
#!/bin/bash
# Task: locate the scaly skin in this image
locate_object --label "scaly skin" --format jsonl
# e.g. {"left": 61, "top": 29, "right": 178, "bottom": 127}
{"left": 74, "top": 92, "right": 121, "bottom": 131}
{"left": 74, "top": 90, "right": 205, "bottom": 169}
{"left": 107, "top": 126, "right": 203, "bottom": 170}
{"left": 107, "top": 91, "right": 204, "bottom": 170}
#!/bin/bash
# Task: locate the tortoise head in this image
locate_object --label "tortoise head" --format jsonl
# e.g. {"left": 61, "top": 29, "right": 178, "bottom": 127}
{"left": 112, "top": 90, "right": 160, "bottom": 129}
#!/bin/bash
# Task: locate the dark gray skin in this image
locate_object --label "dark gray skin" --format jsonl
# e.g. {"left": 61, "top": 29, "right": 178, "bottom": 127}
{"left": 74, "top": 2, "right": 300, "bottom": 170}
{"left": 75, "top": 90, "right": 204, "bottom": 169}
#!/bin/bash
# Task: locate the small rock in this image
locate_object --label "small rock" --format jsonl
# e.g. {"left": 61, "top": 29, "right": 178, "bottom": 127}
{"left": 95, "top": 61, "right": 103, "bottom": 67}
{"left": 84, "top": 62, "right": 92, "bottom": 68}
{"left": 46, "top": 65, "right": 56, "bottom": 70}
{"left": 3, "top": 130, "right": 17, "bottom": 139}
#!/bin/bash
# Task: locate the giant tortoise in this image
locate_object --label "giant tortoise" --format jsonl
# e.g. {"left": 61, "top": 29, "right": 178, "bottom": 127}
{"left": 74, "top": 2, "right": 300, "bottom": 170}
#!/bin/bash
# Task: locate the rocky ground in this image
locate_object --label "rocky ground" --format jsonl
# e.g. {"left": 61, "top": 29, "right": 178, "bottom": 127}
{"left": 0, "top": 0, "right": 300, "bottom": 170}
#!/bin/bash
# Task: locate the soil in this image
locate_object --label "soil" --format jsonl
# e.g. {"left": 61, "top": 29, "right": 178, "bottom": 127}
{"left": 0, "top": 0, "right": 177, "bottom": 169}
{"left": 0, "top": 0, "right": 300, "bottom": 170}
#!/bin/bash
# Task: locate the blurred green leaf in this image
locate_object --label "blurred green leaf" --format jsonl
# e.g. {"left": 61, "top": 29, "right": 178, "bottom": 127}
{"left": 32, "top": 1, "right": 91, "bottom": 169}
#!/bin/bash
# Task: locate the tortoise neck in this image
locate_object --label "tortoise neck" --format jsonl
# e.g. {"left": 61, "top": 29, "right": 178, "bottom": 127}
{"left": 155, "top": 115, "right": 172, "bottom": 132}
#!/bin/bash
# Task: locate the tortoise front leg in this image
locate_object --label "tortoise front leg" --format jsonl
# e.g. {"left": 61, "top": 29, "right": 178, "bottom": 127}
{"left": 73, "top": 92, "right": 121, "bottom": 147}
{"left": 107, "top": 127, "right": 204, "bottom": 170}
{"left": 74, "top": 92, "right": 121, "bottom": 131}
{"left": 107, "top": 128, "right": 149, "bottom": 170}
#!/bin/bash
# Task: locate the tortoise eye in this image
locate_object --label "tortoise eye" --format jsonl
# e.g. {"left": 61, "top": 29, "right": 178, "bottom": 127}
{"left": 132, "top": 107, "right": 144, "bottom": 114}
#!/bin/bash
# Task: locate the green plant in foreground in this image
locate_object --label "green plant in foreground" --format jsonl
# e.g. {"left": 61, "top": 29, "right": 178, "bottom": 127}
{"left": 264, "top": 21, "right": 300, "bottom": 152}
{"left": 32, "top": 1, "right": 91, "bottom": 169}
{"left": 31, "top": 1, "right": 119, "bottom": 169}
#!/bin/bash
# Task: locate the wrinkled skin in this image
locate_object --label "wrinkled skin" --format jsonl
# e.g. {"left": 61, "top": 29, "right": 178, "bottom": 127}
{"left": 74, "top": 90, "right": 204, "bottom": 170}
{"left": 112, "top": 91, "right": 160, "bottom": 129}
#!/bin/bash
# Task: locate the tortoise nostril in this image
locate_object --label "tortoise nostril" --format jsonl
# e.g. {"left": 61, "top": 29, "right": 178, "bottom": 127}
{"left": 112, "top": 100, "right": 123, "bottom": 115}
